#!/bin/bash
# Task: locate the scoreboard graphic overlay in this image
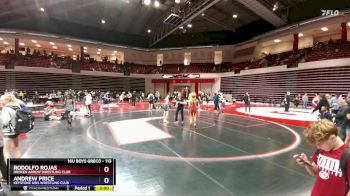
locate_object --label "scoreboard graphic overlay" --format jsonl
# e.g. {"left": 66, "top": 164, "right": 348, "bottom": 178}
{"left": 8, "top": 158, "right": 116, "bottom": 191}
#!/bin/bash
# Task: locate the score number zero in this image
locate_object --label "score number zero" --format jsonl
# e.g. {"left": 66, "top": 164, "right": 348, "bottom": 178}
{"left": 103, "top": 165, "right": 111, "bottom": 184}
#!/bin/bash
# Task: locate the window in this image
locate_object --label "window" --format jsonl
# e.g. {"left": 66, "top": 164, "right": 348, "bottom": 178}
{"left": 157, "top": 54, "right": 163, "bottom": 66}
{"left": 214, "top": 51, "right": 222, "bottom": 65}
{"left": 184, "top": 52, "right": 191, "bottom": 65}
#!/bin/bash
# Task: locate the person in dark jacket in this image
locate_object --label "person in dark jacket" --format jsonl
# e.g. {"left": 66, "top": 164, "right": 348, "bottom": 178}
{"left": 335, "top": 99, "right": 349, "bottom": 141}
{"left": 312, "top": 93, "right": 332, "bottom": 122}
{"left": 131, "top": 91, "right": 137, "bottom": 107}
{"left": 64, "top": 94, "right": 75, "bottom": 127}
{"left": 284, "top": 91, "right": 291, "bottom": 112}
{"left": 175, "top": 93, "right": 186, "bottom": 125}
{"left": 213, "top": 93, "right": 220, "bottom": 112}
{"left": 243, "top": 92, "right": 250, "bottom": 112}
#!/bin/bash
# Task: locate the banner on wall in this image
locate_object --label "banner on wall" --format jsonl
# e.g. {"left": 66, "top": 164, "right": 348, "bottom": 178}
{"left": 162, "top": 74, "right": 200, "bottom": 79}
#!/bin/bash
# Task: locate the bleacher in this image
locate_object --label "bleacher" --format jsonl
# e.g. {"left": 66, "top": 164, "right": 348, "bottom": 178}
{"left": 0, "top": 53, "right": 15, "bottom": 66}
{"left": 149, "top": 64, "right": 182, "bottom": 74}
{"left": 305, "top": 41, "right": 350, "bottom": 62}
{"left": 0, "top": 71, "right": 145, "bottom": 99}
{"left": 126, "top": 64, "right": 157, "bottom": 74}
{"left": 17, "top": 56, "right": 52, "bottom": 68}
{"left": 221, "top": 65, "right": 350, "bottom": 104}
{"left": 186, "top": 63, "right": 214, "bottom": 73}
{"left": 81, "top": 63, "right": 121, "bottom": 72}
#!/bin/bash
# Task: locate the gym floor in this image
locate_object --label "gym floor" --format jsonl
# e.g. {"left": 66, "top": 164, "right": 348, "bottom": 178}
{"left": 2, "top": 102, "right": 316, "bottom": 196}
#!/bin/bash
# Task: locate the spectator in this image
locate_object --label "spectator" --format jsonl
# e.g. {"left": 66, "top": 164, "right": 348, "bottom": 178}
{"left": 44, "top": 101, "right": 61, "bottom": 120}
{"left": 85, "top": 91, "right": 92, "bottom": 116}
{"left": 0, "top": 93, "right": 21, "bottom": 164}
{"left": 293, "top": 119, "right": 350, "bottom": 196}
{"left": 302, "top": 93, "right": 308, "bottom": 109}
{"left": 243, "top": 92, "right": 251, "bottom": 112}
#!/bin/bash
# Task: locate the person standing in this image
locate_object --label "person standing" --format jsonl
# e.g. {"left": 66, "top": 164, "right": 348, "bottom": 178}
{"left": 103, "top": 91, "right": 110, "bottom": 107}
{"left": 64, "top": 94, "right": 75, "bottom": 128}
{"left": 213, "top": 93, "right": 220, "bottom": 113}
{"left": 175, "top": 93, "right": 186, "bottom": 125}
{"left": 163, "top": 93, "right": 170, "bottom": 123}
{"left": 0, "top": 93, "right": 21, "bottom": 165}
{"left": 85, "top": 91, "right": 92, "bottom": 116}
{"left": 243, "top": 92, "right": 250, "bottom": 112}
{"left": 330, "top": 94, "right": 340, "bottom": 114}
{"left": 147, "top": 92, "right": 155, "bottom": 110}
{"left": 131, "top": 91, "right": 137, "bottom": 107}
{"left": 302, "top": 93, "right": 308, "bottom": 109}
{"left": 284, "top": 91, "right": 291, "bottom": 112}
{"left": 188, "top": 92, "right": 199, "bottom": 129}
{"left": 335, "top": 99, "right": 349, "bottom": 141}
{"left": 140, "top": 91, "right": 145, "bottom": 102}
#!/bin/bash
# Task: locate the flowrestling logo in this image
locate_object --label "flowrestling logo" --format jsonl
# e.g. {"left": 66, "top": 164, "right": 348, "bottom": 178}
{"left": 321, "top": 10, "right": 340, "bottom": 16}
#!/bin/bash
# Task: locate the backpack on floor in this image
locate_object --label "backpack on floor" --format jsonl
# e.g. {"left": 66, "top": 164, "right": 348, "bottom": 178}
{"left": 8, "top": 106, "right": 35, "bottom": 134}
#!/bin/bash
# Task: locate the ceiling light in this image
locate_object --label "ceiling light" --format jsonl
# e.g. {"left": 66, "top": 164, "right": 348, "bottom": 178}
{"left": 83, "top": 46, "right": 87, "bottom": 49}
{"left": 274, "top": 39, "right": 281, "bottom": 43}
{"left": 272, "top": 2, "right": 278, "bottom": 11}
{"left": 298, "top": 33, "right": 303, "bottom": 37}
{"left": 52, "top": 46, "right": 57, "bottom": 49}
{"left": 201, "top": 13, "right": 205, "bottom": 17}
{"left": 50, "top": 42, "right": 55, "bottom": 45}
{"left": 4, "top": 42, "right": 9, "bottom": 45}
{"left": 179, "top": 26, "right": 184, "bottom": 29}
{"left": 112, "top": 53, "right": 115, "bottom": 56}
{"left": 97, "top": 52, "right": 101, "bottom": 55}
{"left": 67, "top": 44, "right": 72, "bottom": 47}
{"left": 114, "top": 51, "right": 117, "bottom": 53}
{"left": 347, "top": 22, "right": 350, "bottom": 26}
{"left": 144, "top": 0, "right": 151, "bottom": 6}
{"left": 321, "top": 27, "right": 328, "bottom": 31}
{"left": 19, "top": 42, "right": 25, "bottom": 46}
{"left": 0, "top": 38, "right": 3, "bottom": 41}
{"left": 84, "top": 50, "right": 87, "bottom": 53}
{"left": 40, "top": 8, "right": 45, "bottom": 12}
{"left": 98, "top": 48, "right": 101, "bottom": 51}
{"left": 154, "top": 0, "right": 160, "bottom": 7}
{"left": 32, "top": 40, "right": 37, "bottom": 43}
{"left": 35, "top": 44, "right": 41, "bottom": 47}
{"left": 187, "top": 23, "right": 192, "bottom": 28}
{"left": 175, "top": 0, "right": 180, "bottom": 3}
{"left": 232, "top": 14, "right": 237, "bottom": 18}
{"left": 101, "top": 19, "right": 106, "bottom": 24}
{"left": 68, "top": 48, "right": 73, "bottom": 51}
{"left": 147, "top": 29, "right": 151, "bottom": 33}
